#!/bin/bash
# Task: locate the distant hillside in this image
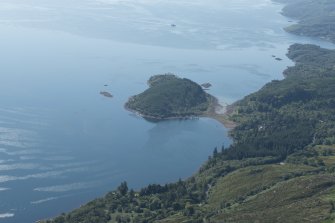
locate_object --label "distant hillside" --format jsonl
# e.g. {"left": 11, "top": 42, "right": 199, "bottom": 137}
{"left": 42, "top": 44, "right": 335, "bottom": 223}
{"left": 125, "top": 74, "right": 212, "bottom": 119}
{"left": 276, "top": 0, "right": 335, "bottom": 43}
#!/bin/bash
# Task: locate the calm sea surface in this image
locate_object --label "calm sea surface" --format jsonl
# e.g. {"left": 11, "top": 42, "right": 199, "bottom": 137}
{"left": 0, "top": 0, "right": 333, "bottom": 222}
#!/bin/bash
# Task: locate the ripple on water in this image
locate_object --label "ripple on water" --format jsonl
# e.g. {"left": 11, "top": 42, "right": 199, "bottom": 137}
{"left": 0, "top": 167, "right": 88, "bottom": 183}
{"left": 0, "top": 163, "right": 40, "bottom": 171}
{"left": 34, "top": 181, "right": 98, "bottom": 193}
{"left": 0, "top": 127, "right": 37, "bottom": 148}
{"left": 31, "top": 197, "right": 59, "bottom": 205}
{"left": 0, "top": 213, "right": 14, "bottom": 218}
{"left": 0, "top": 148, "right": 43, "bottom": 156}
{"left": 0, "top": 187, "right": 10, "bottom": 191}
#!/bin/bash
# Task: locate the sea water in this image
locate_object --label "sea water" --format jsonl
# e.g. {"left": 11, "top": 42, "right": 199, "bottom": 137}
{"left": 0, "top": 0, "right": 333, "bottom": 222}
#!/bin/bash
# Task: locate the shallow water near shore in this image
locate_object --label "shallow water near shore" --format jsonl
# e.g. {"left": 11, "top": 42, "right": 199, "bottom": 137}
{"left": 0, "top": 0, "right": 334, "bottom": 222}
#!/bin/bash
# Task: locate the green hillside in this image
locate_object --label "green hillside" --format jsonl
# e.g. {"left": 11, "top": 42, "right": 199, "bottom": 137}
{"left": 276, "top": 0, "right": 335, "bottom": 43}
{"left": 225, "top": 43, "right": 335, "bottom": 160}
{"left": 125, "top": 74, "right": 212, "bottom": 119}
{"left": 42, "top": 44, "right": 335, "bottom": 223}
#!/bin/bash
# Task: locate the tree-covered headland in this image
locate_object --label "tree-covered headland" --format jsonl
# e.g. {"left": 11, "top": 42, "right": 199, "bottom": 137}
{"left": 125, "top": 74, "right": 214, "bottom": 120}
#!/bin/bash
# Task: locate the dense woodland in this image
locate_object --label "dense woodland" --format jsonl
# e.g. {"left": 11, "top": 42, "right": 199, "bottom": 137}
{"left": 42, "top": 43, "right": 335, "bottom": 223}
{"left": 224, "top": 44, "right": 335, "bottom": 160}
{"left": 125, "top": 74, "right": 211, "bottom": 119}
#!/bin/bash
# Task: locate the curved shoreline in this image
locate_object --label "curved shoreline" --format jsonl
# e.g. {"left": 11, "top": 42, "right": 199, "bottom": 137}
{"left": 125, "top": 95, "right": 237, "bottom": 129}
{"left": 203, "top": 96, "right": 237, "bottom": 129}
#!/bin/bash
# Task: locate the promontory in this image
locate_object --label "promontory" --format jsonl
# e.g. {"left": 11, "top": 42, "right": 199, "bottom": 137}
{"left": 125, "top": 74, "right": 216, "bottom": 120}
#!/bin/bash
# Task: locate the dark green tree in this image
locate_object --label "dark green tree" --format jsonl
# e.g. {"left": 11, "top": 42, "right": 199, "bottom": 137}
{"left": 213, "top": 147, "right": 218, "bottom": 157}
{"left": 118, "top": 181, "right": 128, "bottom": 196}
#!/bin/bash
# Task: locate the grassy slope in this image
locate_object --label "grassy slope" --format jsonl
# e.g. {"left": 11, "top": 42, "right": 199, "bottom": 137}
{"left": 208, "top": 164, "right": 318, "bottom": 208}
{"left": 206, "top": 146, "right": 335, "bottom": 223}
{"left": 159, "top": 145, "right": 335, "bottom": 223}
{"left": 214, "top": 174, "right": 335, "bottom": 223}
{"left": 209, "top": 145, "right": 335, "bottom": 223}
